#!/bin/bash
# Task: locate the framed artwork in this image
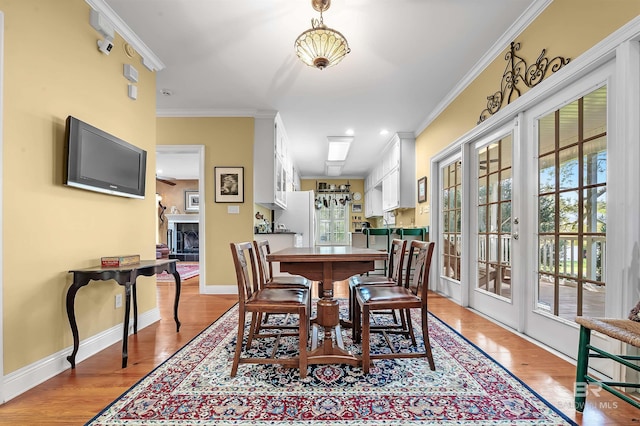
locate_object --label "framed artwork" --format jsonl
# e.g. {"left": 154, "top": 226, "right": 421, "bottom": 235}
{"left": 417, "top": 176, "right": 427, "bottom": 203}
{"left": 184, "top": 190, "right": 199, "bottom": 212}
{"left": 352, "top": 204, "right": 362, "bottom": 213}
{"left": 215, "top": 166, "right": 244, "bottom": 203}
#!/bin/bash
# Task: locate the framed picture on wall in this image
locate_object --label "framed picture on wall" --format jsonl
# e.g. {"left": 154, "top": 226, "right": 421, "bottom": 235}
{"left": 215, "top": 166, "right": 244, "bottom": 203}
{"left": 185, "top": 190, "right": 199, "bottom": 212}
{"left": 352, "top": 204, "right": 362, "bottom": 213}
{"left": 418, "top": 176, "right": 427, "bottom": 203}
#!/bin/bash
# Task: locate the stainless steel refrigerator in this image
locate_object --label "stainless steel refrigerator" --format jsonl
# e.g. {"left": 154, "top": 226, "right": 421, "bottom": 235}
{"left": 274, "top": 190, "right": 316, "bottom": 247}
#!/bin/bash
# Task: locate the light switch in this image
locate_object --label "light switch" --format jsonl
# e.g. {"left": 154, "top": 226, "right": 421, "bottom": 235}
{"left": 128, "top": 84, "right": 138, "bottom": 100}
{"left": 228, "top": 205, "right": 239, "bottom": 214}
{"left": 124, "top": 64, "right": 139, "bottom": 83}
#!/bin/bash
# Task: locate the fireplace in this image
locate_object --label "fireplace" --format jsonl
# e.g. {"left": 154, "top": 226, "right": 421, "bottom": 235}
{"left": 167, "top": 214, "right": 199, "bottom": 261}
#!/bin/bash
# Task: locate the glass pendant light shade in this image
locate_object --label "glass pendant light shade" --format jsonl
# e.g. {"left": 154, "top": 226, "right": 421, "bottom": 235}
{"left": 295, "top": 25, "right": 350, "bottom": 70}
{"left": 294, "top": 0, "right": 350, "bottom": 70}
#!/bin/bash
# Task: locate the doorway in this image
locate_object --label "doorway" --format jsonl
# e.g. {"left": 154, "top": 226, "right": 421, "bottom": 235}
{"left": 156, "top": 145, "right": 206, "bottom": 292}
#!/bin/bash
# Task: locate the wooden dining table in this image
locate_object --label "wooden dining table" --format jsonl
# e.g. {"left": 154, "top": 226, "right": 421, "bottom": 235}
{"left": 267, "top": 245, "right": 388, "bottom": 366}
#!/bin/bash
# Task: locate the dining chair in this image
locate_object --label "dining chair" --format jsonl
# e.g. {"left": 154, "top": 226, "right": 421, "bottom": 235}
{"left": 229, "top": 242, "right": 309, "bottom": 378}
{"left": 253, "top": 239, "right": 312, "bottom": 329}
{"left": 354, "top": 240, "right": 436, "bottom": 374}
{"left": 348, "top": 238, "right": 407, "bottom": 340}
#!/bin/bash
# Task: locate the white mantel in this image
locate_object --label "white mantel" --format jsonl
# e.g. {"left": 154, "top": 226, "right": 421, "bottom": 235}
{"left": 166, "top": 214, "right": 199, "bottom": 223}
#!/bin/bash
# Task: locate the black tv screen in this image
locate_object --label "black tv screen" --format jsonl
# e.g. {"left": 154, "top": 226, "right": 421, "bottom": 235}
{"left": 65, "top": 116, "right": 147, "bottom": 199}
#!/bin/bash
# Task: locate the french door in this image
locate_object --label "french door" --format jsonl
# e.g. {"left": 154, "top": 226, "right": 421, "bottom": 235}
{"left": 468, "top": 127, "right": 521, "bottom": 328}
{"left": 523, "top": 68, "right": 613, "bottom": 362}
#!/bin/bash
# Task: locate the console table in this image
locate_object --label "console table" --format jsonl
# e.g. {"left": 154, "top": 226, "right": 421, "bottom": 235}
{"left": 66, "top": 259, "right": 181, "bottom": 368}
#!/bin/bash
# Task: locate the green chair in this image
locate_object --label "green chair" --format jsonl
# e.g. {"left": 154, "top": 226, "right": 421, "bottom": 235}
{"left": 574, "top": 316, "right": 640, "bottom": 411}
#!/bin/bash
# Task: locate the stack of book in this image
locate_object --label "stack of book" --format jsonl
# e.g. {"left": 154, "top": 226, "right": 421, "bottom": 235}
{"left": 101, "top": 254, "right": 140, "bottom": 268}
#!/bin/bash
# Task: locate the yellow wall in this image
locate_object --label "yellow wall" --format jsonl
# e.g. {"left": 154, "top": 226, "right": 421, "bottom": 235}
{"left": 156, "top": 118, "right": 254, "bottom": 285}
{"left": 416, "top": 1, "right": 640, "bottom": 224}
{"left": 2, "top": 1, "right": 157, "bottom": 373}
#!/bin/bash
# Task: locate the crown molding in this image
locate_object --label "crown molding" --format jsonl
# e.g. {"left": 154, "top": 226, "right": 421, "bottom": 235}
{"left": 415, "top": 0, "right": 552, "bottom": 136}
{"left": 85, "top": 0, "right": 165, "bottom": 71}
{"left": 156, "top": 108, "right": 279, "bottom": 118}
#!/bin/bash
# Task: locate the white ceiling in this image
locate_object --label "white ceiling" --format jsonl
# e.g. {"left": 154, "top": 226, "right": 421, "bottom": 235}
{"left": 104, "top": 0, "right": 542, "bottom": 180}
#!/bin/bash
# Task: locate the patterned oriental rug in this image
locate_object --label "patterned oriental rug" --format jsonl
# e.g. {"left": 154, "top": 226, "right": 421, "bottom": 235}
{"left": 88, "top": 302, "right": 576, "bottom": 425}
{"left": 156, "top": 262, "right": 199, "bottom": 282}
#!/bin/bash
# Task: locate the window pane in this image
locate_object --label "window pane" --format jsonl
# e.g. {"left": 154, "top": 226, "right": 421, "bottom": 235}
{"left": 558, "top": 191, "right": 579, "bottom": 232}
{"left": 478, "top": 176, "right": 487, "bottom": 204}
{"left": 500, "top": 203, "right": 511, "bottom": 233}
{"left": 488, "top": 143, "right": 499, "bottom": 173}
{"left": 488, "top": 204, "right": 498, "bottom": 233}
{"left": 500, "top": 168, "right": 512, "bottom": 201}
{"left": 538, "top": 194, "right": 556, "bottom": 232}
{"left": 538, "top": 113, "right": 556, "bottom": 155}
{"left": 539, "top": 154, "right": 556, "bottom": 193}
{"left": 583, "top": 86, "right": 607, "bottom": 139}
{"left": 559, "top": 99, "right": 579, "bottom": 148}
{"left": 583, "top": 137, "right": 607, "bottom": 186}
{"left": 478, "top": 206, "right": 487, "bottom": 233}
{"left": 538, "top": 236, "right": 555, "bottom": 274}
{"left": 558, "top": 146, "right": 579, "bottom": 190}
{"left": 501, "top": 136, "right": 512, "bottom": 168}
{"left": 582, "top": 236, "right": 605, "bottom": 283}
{"left": 488, "top": 173, "right": 499, "bottom": 202}
{"left": 583, "top": 187, "right": 606, "bottom": 233}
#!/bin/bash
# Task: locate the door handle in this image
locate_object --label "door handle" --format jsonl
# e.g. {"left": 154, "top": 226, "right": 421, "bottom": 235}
{"left": 512, "top": 232, "right": 519, "bottom": 240}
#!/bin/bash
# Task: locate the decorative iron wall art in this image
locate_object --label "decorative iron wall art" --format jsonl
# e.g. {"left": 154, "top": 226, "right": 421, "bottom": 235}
{"left": 478, "top": 41, "right": 570, "bottom": 124}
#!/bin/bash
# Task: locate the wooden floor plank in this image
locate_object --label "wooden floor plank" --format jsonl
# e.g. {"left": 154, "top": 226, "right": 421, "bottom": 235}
{"left": 0, "top": 278, "right": 637, "bottom": 425}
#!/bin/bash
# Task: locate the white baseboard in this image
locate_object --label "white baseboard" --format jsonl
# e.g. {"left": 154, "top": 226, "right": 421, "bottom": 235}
{"left": 2, "top": 307, "right": 160, "bottom": 403}
{"left": 202, "top": 284, "right": 237, "bottom": 294}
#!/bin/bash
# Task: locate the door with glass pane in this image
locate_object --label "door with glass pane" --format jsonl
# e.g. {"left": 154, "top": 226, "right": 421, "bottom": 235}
{"left": 315, "top": 199, "right": 349, "bottom": 245}
{"left": 469, "top": 131, "right": 520, "bottom": 328}
{"left": 437, "top": 158, "right": 462, "bottom": 300}
{"left": 525, "top": 83, "right": 611, "bottom": 362}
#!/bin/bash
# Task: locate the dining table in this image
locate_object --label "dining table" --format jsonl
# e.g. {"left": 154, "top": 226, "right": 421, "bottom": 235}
{"left": 267, "top": 245, "right": 388, "bottom": 366}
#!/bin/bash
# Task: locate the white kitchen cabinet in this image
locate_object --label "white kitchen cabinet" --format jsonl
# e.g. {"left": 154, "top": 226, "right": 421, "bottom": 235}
{"left": 364, "top": 187, "right": 382, "bottom": 218}
{"left": 254, "top": 113, "right": 290, "bottom": 209}
{"left": 381, "top": 132, "right": 416, "bottom": 211}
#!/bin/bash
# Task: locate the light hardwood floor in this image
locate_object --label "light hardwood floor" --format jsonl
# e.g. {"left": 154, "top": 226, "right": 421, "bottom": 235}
{"left": 0, "top": 277, "right": 637, "bottom": 425}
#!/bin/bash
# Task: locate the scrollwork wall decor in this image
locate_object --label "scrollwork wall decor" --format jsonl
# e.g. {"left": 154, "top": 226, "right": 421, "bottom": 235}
{"left": 478, "top": 42, "right": 570, "bottom": 124}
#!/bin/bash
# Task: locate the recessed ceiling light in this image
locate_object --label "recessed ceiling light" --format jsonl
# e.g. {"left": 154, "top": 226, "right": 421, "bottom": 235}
{"left": 327, "top": 137, "right": 353, "bottom": 161}
{"left": 380, "top": 129, "right": 389, "bottom": 136}
{"left": 160, "top": 88, "right": 173, "bottom": 96}
{"left": 345, "top": 129, "right": 354, "bottom": 136}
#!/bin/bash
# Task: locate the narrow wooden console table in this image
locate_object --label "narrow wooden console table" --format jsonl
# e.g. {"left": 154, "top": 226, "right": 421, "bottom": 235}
{"left": 66, "top": 259, "right": 181, "bottom": 369}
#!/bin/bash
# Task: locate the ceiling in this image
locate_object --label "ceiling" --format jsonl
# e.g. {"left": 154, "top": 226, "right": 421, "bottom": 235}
{"left": 104, "top": 0, "right": 541, "bottom": 180}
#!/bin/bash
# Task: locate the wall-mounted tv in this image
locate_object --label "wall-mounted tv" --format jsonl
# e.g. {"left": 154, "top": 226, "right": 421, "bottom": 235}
{"left": 65, "top": 116, "right": 147, "bottom": 199}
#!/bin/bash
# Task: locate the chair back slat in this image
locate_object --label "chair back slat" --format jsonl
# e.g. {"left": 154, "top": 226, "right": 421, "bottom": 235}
{"left": 253, "top": 240, "right": 274, "bottom": 287}
{"left": 403, "top": 240, "right": 435, "bottom": 299}
{"left": 230, "top": 241, "right": 260, "bottom": 304}
{"left": 388, "top": 239, "right": 408, "bottom": 282}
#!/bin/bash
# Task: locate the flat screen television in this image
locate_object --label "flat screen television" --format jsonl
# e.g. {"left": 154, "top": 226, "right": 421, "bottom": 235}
{"left": 64, "top": 116, "right": 147, "bottom": 199}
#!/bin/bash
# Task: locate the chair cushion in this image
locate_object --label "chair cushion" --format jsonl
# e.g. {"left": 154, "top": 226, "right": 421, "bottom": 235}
{"left": 266, "top": 275, "right": 310, "bottom": 288}
{"left": 248, "top": 288, "right": 308, "bottom": 305}
{"left": 357, "top": 285, "right": 419, "bottom": 303}
{"left": 349, "top": 275, "right": 395, "bottom": 288}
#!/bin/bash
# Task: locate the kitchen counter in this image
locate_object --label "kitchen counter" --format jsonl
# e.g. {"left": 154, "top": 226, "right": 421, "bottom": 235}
{"left": 254, "top": 231, "right": 297, "bottom": 235}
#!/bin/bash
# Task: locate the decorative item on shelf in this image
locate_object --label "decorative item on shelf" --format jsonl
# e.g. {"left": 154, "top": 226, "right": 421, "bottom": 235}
{"left": 215, "top": 166, "right": 244, "bottom": 203}
{"left": 294, "top": 0, "right": 350, "bottom": 70}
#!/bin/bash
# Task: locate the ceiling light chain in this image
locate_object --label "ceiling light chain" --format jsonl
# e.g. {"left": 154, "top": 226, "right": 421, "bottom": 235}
{"left": 294, "top": 0, "right": 350, "bottom": 70}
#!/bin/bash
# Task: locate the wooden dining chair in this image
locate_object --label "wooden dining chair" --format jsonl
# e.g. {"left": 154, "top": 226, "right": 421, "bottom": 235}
{"left": 253, "top": 239, "right": 312, "bottom": 328}
{"left": 229, "top": 242, "right": 309, "bottom": 378}
{"left": 354, "top": 240, "right": 436, "bottom": 374}
{"left": 348, "top": 239, "right": 407, "bottom": 340}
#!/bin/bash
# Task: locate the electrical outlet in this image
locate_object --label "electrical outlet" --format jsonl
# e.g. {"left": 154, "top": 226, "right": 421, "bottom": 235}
{"left": 115, "top": 293, "right": 123, "bottom": 309}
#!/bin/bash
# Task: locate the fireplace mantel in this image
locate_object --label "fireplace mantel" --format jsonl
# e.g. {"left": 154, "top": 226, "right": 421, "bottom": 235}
{"left": 166, "top": 214, "right": 199, "bottom": 223}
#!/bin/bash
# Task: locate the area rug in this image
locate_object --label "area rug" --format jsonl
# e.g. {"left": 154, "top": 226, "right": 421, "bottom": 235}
{"left": 87, "top": 302, "right": 576, "bottom": 425}
{"left": 156, "top": 262, "right": 199, "bottom": 282}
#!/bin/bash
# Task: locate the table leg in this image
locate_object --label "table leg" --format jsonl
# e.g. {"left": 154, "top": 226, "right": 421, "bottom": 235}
{"left": 172, "top": 271, "right": 181, "bottom": 332}
{"left": 132, "top": 283, "right": 138, "bottom": 334}
{"left": 122, "top": 283, "right": 132, "bottom": 368}
{"left": 65, "top": 278, "right": 88, "bottom": 369}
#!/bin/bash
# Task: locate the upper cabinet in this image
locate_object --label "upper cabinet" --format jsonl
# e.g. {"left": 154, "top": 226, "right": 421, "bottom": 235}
{"left": 366, "top": 132, "right": 416, "bottom": 214}
{"left": 254, "top": 113, "right": 291, "bottom": 209}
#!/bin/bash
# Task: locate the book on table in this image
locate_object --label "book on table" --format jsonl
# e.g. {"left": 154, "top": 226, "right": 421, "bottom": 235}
{"left": 101, "top": 254, "right": 141, "bottom": 267}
